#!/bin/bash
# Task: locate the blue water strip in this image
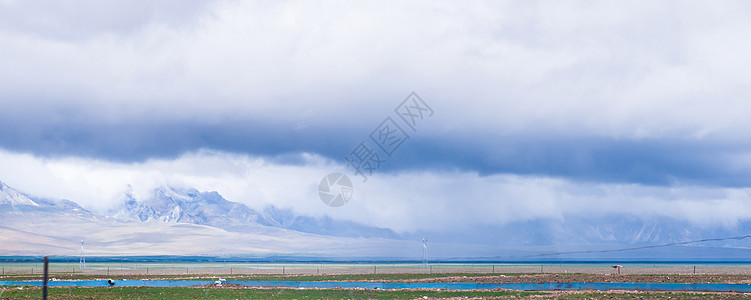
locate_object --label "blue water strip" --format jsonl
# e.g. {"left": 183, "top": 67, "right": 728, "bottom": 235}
{"left": 0, "top": 280, "right": 749, "bottom": 292}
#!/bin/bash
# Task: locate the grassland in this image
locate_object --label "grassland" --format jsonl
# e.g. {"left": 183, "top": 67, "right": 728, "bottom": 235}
{"left": 4, "top": 271, "right": 751, "bottom": 284}
{"left": 3, "top": 286, "right": 751, "bottom": 299}
{"left": 3, "top": 267, "right": 751, "bottom": 299}
{"left": 1, "top": 286, "right": 545, "bottom": 299}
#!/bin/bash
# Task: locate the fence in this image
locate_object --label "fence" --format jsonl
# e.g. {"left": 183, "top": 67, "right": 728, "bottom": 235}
{"left": 1, "top": 262, "right": 748, "bottom": 276}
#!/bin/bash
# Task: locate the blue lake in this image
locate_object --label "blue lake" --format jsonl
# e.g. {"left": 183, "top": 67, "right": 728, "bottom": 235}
{"left": 1, "top": 280, "right": 750, "bottom": 292}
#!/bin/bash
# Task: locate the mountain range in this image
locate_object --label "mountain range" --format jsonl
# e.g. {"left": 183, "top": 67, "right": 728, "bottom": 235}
{"left": 110, "top": 186, "right": 398, "bottom": 238}
{"left": 0, "top": 181, "right": 413, "bottom": 257}
{"left": 3, "top": 180, "right": 751, "bottom": 259}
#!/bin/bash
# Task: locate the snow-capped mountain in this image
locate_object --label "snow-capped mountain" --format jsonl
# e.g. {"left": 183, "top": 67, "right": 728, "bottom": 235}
{"left": 111, "top": 186, "right": 398, "bottom": 238}
{"left": 0, "top": 181, "right": 416, "bottom": 257}
{"left": 0, "top": 181, "right": 39, "bottom": 207}
{"left": 4, "top": 179, "right": 751, "bottom": 259}
{"left": 112, "top": 187, "right": 255, "bottom": 225}
{"left": 0, "top": 181, "right": 94, "bottom": 219}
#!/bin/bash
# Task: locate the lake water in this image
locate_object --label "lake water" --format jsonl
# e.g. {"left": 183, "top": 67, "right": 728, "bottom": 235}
{"left": 1, "top": 279, "right": 751, "bottom": 292}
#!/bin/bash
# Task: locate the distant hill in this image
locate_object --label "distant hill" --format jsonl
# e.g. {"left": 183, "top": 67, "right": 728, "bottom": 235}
{"left": 110, "top": 185, "right": 398, "bottom": 238}
{"left": 3, "top": 180, "right": 751, "bottom": 259}
{"left": 0, "top": 180, "right": 413, "bottom": 257}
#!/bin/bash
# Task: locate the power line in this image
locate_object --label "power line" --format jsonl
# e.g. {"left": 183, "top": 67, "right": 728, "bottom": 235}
{"left": 441, "top": 234, "right": 751, "bottom": 261}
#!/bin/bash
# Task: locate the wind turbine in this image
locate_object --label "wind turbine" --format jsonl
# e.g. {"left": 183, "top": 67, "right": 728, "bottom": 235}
{"left": 422, "top": 237, "right": 428, "bottom": 268}
{"left": 79, "top": 238, "right": 86, "bottom": 270}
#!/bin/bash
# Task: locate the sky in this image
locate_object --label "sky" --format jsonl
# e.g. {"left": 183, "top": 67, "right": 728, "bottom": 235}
{"left": 2, "top": 0, "right": 751, "bottom": 235}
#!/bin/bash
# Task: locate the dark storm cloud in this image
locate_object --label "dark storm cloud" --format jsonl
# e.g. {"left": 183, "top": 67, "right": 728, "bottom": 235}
{"left": 2, "top": 100, "right": 750, "bottom": 188}
{"left": 396, "top": 136, "right": 751, "bottom": 187}
{"left": 2, "top": 0, "right": 751, "bottom": 190}
{"left": 0, "top": 107, "right": 355, "bottom": 162}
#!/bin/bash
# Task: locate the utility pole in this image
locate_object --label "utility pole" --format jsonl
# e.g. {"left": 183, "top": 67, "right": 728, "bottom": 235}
{"left": 422, "top": 238, "right": 428, "bottom": 268}
{"left": 79, "top": 238, "right": 86, "bottom": 270}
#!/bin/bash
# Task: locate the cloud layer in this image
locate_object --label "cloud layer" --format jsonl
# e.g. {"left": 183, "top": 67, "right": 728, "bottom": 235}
{"left": 2, "top": 1, "right": 751, "bottom": 186}
{"left": 3, "top": 1, "right": 751, "bottom": 236}
{"left": 2, "top": 149, "right": 751, "bottom": 234}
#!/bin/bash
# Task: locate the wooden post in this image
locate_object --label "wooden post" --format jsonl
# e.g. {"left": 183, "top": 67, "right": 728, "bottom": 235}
{"left": 693, "top": 266, "right": 696, "bottom": 274}
{"left": 540, "top": 265, "right": 543, "bottom": 273}
{"left": 492, "top": 265, "right": 495, "bottom": 273}
{"left": 282, "top": 266, "right": 285, "bottom": 275}
{"left": 43, "top": 257, "right": 49, "bottom": 300}
{"left": 107, "top": 267, "right": 110, "bottom": 276}
{"left": 373, "top": 266, "right": 377, "bottom": 274}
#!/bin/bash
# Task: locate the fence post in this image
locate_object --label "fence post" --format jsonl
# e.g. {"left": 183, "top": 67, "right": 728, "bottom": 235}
{"left": 43, "top": 257, "right": 49, "bottom": 300}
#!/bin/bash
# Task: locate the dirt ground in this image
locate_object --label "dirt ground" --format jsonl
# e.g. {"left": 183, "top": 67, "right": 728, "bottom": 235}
{"left": 403, "top": 273, "right": 751, "bottom": 284}
{"left": 524, "top": 289, "right": 751, "bottom": 299}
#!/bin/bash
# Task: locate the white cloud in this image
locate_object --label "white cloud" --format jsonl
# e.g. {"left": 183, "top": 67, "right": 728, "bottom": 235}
{"left": 3, "top": 1, "right": 751, "bottom": 238}
{"left": 2, "top": 1, "right": 751, "bottom": 140}
{"left": 2, "top": 149, "right": 751, "bottom": 233}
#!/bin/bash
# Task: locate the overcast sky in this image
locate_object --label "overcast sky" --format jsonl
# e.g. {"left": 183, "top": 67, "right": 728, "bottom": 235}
{"left": 2, "top": 0, "right": 751, "bottom": 234}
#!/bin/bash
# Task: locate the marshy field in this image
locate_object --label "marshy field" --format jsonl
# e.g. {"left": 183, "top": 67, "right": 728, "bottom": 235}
{"left": 2, "top": 262, "right": 751, "bottom": 299}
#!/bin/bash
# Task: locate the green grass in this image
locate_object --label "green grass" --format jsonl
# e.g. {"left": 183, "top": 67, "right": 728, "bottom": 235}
{"left": 0, "top": 272, "right": 515, "bottom": 282}
{"left": 562, "top": 291, "right": 751, "bottom": 299}
{"left": 620, "top": 274, "right": 741, "bottom": 284}
{"left": 3, "top": 287, "right": 750, "bottom": 299}
{"left": 226, "top": 272, "right": 510, "bottom": 282}
{"left": 0, "top": 286, "right": 545, "bottom": 299}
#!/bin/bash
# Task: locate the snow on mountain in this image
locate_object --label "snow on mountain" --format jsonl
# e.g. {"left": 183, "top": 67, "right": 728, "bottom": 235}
{"left": 0, "top": 181, "right": 416, "bottom": 257}
{"left": 0, "top": 208, "right": 416, "bottom": 257}
{"left": 112, "top": 186, "right": 277, "bottom": 230}
{"left": 113, "top": 187, "right": 202, "bottom": 223}
{"left": 0, "top": 181, "right": 100, "bottom": 222}
{"left": 4, "top": 180, "right": 751, "bottom": 258}
{"left": 0, "top": 181, "right": 39, "bottom": 207}
{"left": 112, "top": 186, "right": 399, "bottom": 238}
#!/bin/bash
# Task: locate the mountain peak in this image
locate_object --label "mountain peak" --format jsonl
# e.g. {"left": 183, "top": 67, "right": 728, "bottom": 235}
{"left": 0, "top": 181, "right": 39, "bottom": 207}
{"left": 110, "top": 185, "right": 398, "bottom": 239}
